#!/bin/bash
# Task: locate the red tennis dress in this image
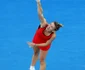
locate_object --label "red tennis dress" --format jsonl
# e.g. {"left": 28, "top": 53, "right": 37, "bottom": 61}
{"left": 32, "top": 25, "right": 53, "bottom": 51}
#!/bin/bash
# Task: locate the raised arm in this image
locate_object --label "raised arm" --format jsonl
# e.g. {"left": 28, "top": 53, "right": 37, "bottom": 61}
{"left": 36, "top": 0, "right": 48, "bottom": 27}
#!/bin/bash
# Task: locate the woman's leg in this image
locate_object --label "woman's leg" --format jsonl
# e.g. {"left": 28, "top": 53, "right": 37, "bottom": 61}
{"left": 30, "top": 46, "right": 40, "bottom": 70}
{"left": 31, "top": 46, "right": 40, "bottom": 66}
{"left": 39, "top": 50, "right": 48, "bottom": 70}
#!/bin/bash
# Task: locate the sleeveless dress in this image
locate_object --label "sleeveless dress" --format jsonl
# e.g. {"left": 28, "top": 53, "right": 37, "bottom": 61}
{"left": 32, "top": 25, "right": 53, "bottom": 51}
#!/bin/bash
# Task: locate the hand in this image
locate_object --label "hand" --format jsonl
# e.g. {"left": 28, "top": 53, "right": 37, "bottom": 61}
{"left": 36, "top": 0, "right": 40, "bottom": 2}
{"left": 27, "top": 42, "right": 35, "bottom": 47}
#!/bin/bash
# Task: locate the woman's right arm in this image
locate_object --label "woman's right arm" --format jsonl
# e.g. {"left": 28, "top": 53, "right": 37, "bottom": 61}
{"left": 36, "top": 0, "right": 48, "bottom": 27}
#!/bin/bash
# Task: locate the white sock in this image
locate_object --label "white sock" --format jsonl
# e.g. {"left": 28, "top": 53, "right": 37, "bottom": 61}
{"left": 29, "top": 66, "right": 35, "bottom": 70}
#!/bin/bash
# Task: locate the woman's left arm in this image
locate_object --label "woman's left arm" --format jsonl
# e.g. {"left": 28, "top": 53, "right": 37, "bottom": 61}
{"left": 35, "top": 33, "right": 56, "bottom": 47}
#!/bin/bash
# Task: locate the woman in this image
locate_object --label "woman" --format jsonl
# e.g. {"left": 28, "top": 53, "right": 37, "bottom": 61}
{"left": 27, "top": 0, "right": 63, "bottom": 70}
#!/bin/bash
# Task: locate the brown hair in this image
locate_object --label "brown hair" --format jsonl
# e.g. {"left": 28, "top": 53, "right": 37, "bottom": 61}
{"left": 54, "top": 21, "right": 63, "bottom": 31}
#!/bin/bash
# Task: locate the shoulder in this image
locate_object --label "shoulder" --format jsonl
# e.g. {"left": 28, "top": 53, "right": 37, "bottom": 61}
{"left": 40, "top": 19, "right": 48, "bottom": 28}
{"left": 49, "top": 32, "right": 56, "bottom": 41}
{"left": 40, "top": 22, "right": 48, "bottom": 28}
{"left": 52, "top": 32, "right": 56, "bottom": 38}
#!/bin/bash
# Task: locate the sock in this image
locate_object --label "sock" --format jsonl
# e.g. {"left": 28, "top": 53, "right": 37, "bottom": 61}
{"left": 29, "top": 66, "right": 35, "bottom": 70}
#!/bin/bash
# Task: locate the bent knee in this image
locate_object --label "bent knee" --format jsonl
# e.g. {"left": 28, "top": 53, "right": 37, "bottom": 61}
{"left": 34, "top": 50, "right": 39, "bottom": 56}
{"left": 40, "top": 57, "right": 45, "bottom": 62}
{"left": 33, "top": 47, "right": 39, "bottom": 55}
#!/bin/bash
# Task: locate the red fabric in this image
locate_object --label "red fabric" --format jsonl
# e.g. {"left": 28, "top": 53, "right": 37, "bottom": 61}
{"left": 32, "top": 25, "right": 53, "bottom": 51}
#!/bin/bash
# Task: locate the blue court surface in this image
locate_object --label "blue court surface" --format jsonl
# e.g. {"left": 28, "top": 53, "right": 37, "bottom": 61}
{"left": 0, "top": 0, "right": 85, "bottom": 70}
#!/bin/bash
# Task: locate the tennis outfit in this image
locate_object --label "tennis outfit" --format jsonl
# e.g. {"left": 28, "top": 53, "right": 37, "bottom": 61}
{"left": 32, "top": 25, "right": 54, "bottom": 51}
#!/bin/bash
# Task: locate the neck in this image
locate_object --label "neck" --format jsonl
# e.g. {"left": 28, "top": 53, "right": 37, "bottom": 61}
{"left": 45, "top": 29, "right": 52, "bottom": 33}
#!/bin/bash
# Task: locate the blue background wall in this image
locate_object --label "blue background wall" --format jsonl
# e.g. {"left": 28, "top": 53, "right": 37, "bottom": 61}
{"left": 0, "top": 0, "right": 85, "bottom": 70}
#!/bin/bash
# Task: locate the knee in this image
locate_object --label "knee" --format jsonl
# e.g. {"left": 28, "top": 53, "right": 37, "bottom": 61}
{"left": 34, "top": 51, "right": 39, "bottom": 56}
{"left": 40, "top": 57, "right": 45, "bottom": 63}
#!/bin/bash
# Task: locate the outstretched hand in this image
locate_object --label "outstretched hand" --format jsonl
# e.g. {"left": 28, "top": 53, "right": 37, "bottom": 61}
{"left": 27, "top": 42, "right": 35, "bottom": 48}
{"left": 36, "top": 0, "right": 40, "bottom": 2}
